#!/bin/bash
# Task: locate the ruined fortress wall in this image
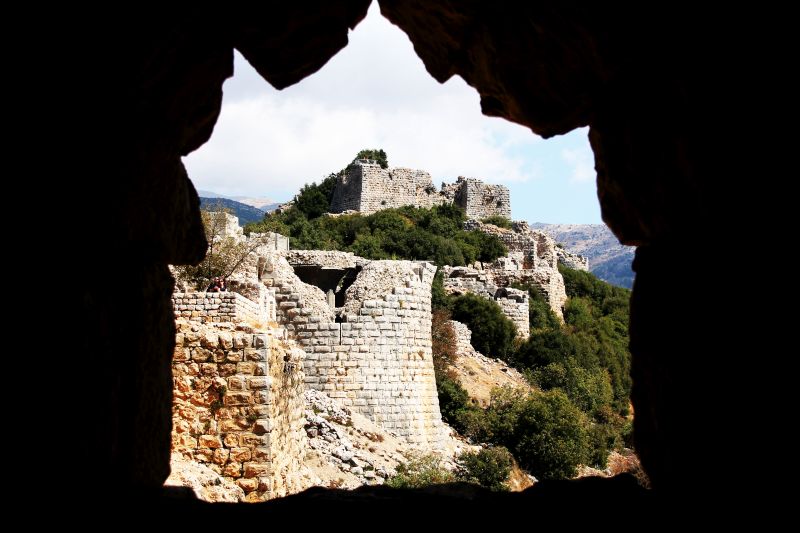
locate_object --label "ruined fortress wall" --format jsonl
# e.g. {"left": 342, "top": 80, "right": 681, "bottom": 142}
{"left": 297, "top": 261, "right": 444, "bottom": 448}
{"left": 171, "top": 322, "right": 307, "bottom": 501}
{"left": 172, "top": 292, "right": 271, "bottom": 325}
{"left": 262, "top": 256, "right": 335, "bottom": 330}
{"left": 496, "top": 288, "right": 530, "bottom": 338}
{"left": 442, "top": 266, "right": 530, "bottom": 338}
{"left": 330, "top": 164, "right": 364, "bottom": 213}
{"left": 284, "top": 249, "right": 359, "bottom": 269}
{"left": 489, "top": 268, "right": 567, "bottom": 320}
{"left": 556, "top": 247, "right": 589, "bottom": 271}
{"left": 331, "top": 162, "right": 446, "bottom": 215}
{"left": 453, "top": 177, "right": 511, "bottom": 220}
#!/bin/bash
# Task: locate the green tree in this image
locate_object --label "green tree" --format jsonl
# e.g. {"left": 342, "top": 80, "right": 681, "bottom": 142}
{"left": 173, "top": 209, "right": 271, "bottom": 289}
{"left": 457, "top": 446, "right": 513, "bottom": 491}
{"left": 451, "top": 294, "right": 517, "bottom": 360}
{"left": 487, "top": 389, "right": 590, "bottom": 480}
{"left": 354, "top": 148, "right": 388, "bottom": 168}
{"left": 480, "top": 215, "right": 512, "bottom": 229}
{"left": 385, "top": 454, "right": 456, "bottom": 488}
{"left": 294, "top": 174, "right": 337, "bottom": 219}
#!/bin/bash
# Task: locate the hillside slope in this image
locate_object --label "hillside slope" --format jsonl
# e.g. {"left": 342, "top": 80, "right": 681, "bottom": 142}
{"left": 200, "top": 197, "right": 265, "bottom": 226}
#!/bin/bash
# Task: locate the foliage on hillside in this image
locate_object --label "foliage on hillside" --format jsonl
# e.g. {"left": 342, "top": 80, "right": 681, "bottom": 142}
{"left": 247, "top": 202, "right": 507, "bottom": 268}
{"left": 386, "top": 448, "right": 513, "bottom": 491}
{"left": 432, "top": 266, "right": 632, "bottom": 479}
{"left": 480, "top": 215, "right": 512, "bottom": 229}
{"left": 199, "top": 197, "right": 265, "bottom": 225}
{"left": 450, "top": 294, "right": 517, "bottom": 360}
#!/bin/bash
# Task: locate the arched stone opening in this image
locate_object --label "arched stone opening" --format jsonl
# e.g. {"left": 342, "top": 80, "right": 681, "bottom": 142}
{"left": 55, "top": 1, "right": 753, "bottom": 511}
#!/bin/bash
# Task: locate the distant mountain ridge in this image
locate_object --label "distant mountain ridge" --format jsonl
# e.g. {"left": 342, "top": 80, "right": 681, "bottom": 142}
{"left": 531, "top": 223, "right": 635, "bottom": 288}
{"left": 199, "top": 197, "right": 265, "bottom": 226}
{"left": 197, "top": 189, "right": 279, "bottom": 212}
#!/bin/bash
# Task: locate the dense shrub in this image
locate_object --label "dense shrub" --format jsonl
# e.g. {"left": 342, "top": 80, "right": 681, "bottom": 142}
{"left": 247, "top": 203, "right": 507, "bottom": 267}
{"left": 491, "top": 389, "right": 589, "bottom": 479}
{"left": 431, "top": 309, "right": 457, "bottom": 372}
{"left": 385, "top": 454, "right": 456, "bottom": 488}
{"left": 457, "top": 446, "right": 513, "bottom": 491}
{"left": 450, "top": 294, "right": 517, "bottom": 360}
{"left": 355, "top": 148, "right": 388, "bottom": 168}
{"left": 480, "top": 215, "right": 513, "bottom": 229}
{"left": 294, "top": 174, "right": 337, "bottom": 219}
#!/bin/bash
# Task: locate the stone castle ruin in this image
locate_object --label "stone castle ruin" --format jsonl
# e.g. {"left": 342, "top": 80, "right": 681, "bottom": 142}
{"left": 169, "top": 169, "right": 587, "bottom": 501}
{"left": 331, "top": 160, "right": 511, "bottom": 219}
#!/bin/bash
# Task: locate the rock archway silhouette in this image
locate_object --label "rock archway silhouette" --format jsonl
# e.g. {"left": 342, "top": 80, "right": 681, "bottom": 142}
{"left": 57, "top": 0, "right": 755, "bottom": 514}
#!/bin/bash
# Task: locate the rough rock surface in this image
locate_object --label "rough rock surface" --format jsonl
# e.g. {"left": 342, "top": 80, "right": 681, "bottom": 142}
{"left": 166, "top": 453, "right": 245, "bottom": 502}
{"left": 302, "top": 390, "right": 470, "bottom": 490}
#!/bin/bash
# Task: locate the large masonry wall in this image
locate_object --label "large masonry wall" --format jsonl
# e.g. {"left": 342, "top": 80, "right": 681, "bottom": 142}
{"left": 295, "top": 261, "right": 444, "bottom": 448}
{"left": 171, "top": 321, "right": 307, "bottom": 501}
{"left": 331, "top": 161, "right": 448, "bottom": 215}
{"left": 172, "top": 291, "right": 274, "bottom": 325}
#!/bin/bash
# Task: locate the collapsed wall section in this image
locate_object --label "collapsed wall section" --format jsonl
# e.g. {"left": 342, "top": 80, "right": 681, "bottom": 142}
{"left": 462, "top": 220, "right": 568, "bottom": 319}
{"left": 442, "top": 266, "right": 531, "bottom": 338}
{"left": 296, "top": 261, "right": 444, "bottom": 448}
{"left": 452, "top": 177, "right": 511, "bottom": 220}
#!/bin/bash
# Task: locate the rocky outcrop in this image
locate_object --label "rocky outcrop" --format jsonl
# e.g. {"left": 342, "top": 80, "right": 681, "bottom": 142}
{"left": 166, "top": 453, "right": 245, "bottom": 502}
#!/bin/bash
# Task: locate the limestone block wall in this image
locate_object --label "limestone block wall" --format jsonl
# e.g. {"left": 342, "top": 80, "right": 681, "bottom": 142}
{"left": 250, "top": 231, "right": 289, "bottom": 252}
{"left": 450, "top": 320, "right": 479, "bottom": 358}
{"left": 488, "top": 268, "right": 567, "bottom": 320}
{"left": 171, "top": 321, "right": 307, "bottom": 501}
{"left": 172, "top": 291, "right": 272, "bottom": 325}
{"left": 297, "top": 261, "right": 444, "bottom": 448}
{"left": 330, "top": 161, "right": 446, "bottom": 215}
{"left": 441, "top": 266, "right": 497, "bottom": 299}
{"left": 442, "top": 266, "right": 530, "bottom": 338}
{"left": 496, "top": 288, "right": 530, "bottom": 338}
{"left": 453, "top": 177, "right": 511, "bottom": 219}
{"left": 261, "top": 255, "right": 335, "bottom": 330}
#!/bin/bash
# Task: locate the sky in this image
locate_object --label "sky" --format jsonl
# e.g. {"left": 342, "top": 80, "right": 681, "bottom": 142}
{"left": 183, "top": 4, "right": 601, "bottom": 224}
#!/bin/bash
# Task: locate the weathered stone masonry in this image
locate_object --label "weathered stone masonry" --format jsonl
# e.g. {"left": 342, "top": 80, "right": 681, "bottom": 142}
{"left": 331, "top": 160, "right": 447, "bottom": 215}
{"left": 264, "top": 257, "right": 445, "bottom": 448}
{"left": 447, "top": 177, "right": 511, "bottom": 220}
{"left": 330, "top": 161, "right": 511, "bottom": 220}
{"left": 172, "top": 291, "right": 274, "bottom": 325}
{"left": 443, "top": 266, "right": 531, "bottom": 338}
{"left": 171, "top": 321, "right": 307, "bottom": 501}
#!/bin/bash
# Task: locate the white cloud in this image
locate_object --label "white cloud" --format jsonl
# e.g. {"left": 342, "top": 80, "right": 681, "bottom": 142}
{"left": 183, "top": 3, "right": 543, "bottom": 199}
{"left": 561, "top": 141, "right": 596, "bottom": 184}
